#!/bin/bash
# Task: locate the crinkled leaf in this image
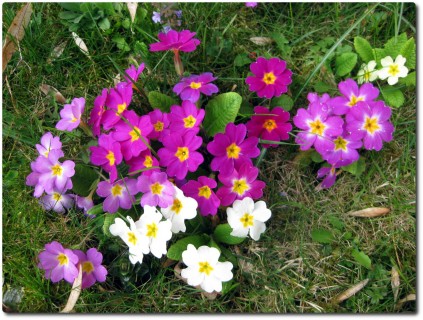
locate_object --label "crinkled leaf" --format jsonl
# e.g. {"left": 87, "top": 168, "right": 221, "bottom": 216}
{"left": 72, "top": 164, "right": 99, "bottom": 196}
{"left": 311, "top": 229, "right": 334, "bottom": 244}
{"left": 380, "top": 87, "right": 405, "bottom": 108}
{"left": 98, "top": 17, "right": 110, "bottom": 30}
{"left": 352, "top": 248, "right": 372, "bottom": 270}
{"left": 270, "top": 95, "right": 293, "bottom": 111}
{"left": 213, "top": 224, "right": 246, "bottom": 245}
{"left": 342, "top": 157, "right": 366, "bottom": 177}
{"left": 234, "top": 53, "right": 251, "bottom": 67}
{"left": 167, "top": 234, "right": 210, "bottom": 261}
{"left": 372, "top": 48, "right": 386, "bottom": 67}
{"left": 399, "top": 71, "right": 416, "bottom": 87}
{"left": 383, "top": 33, "right": 408, "bottom": 60}
{"left": 314, "top": 81, "right": 332, "bottom": 94}
{"left": 400, "top": 37, "right": 416, "bottom": 69}
{"left": 147, "top": 91, "right": 178, "bottom": 113}
{"left": 103, "top": 214, "right": 117, "bottom": 237}
{"left": 86, "top": 203, "right": 104, "bottom": 217}
{"left": 354, "top": 36, "right": 374, "bottom": 63}
{"left": 335, "top": 52, "right": 357, "bottom": 76}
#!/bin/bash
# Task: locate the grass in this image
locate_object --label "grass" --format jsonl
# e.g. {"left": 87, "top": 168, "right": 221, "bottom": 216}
{"left": 2, "top": 2, "right": 416, "bottom": 313}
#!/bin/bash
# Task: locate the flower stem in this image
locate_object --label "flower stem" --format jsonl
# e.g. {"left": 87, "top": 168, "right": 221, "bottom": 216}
{"left": 79, "top": 120, "right": 94, "bottom": 138}
{"left": 173, "top": 49, "right": 184, "bottom": 77}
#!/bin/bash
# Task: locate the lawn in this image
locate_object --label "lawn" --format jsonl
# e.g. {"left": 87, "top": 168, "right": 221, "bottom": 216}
{"left": 2, "top": 2, "right": 416, "bottom": 313}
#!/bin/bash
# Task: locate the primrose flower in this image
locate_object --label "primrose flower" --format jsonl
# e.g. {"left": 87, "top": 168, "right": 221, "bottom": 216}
{"left": 88, "top": 88, "right": 108, "bottom": 137}
{"left": 36, "top": 132, "right": 63, "bottom": 158}
{"left": 127, "top": 150, "right": 160, "bottom": 176}
{"left": 227, "top": 197, "right": 271, "bottom": 241}
{"left": 75, "top": 195, "right": 95, "bottom": 217}
{"left": 149, "top": 30, "right": 200, "bottom": 53}
{"left": 161, "top": 186, "right": 198, "bottom": 233}
{"left": 307, "top": 92, "right": 333, "bottom": 115}
{"left": 56, "top": 97, "right": 85, "bottom": 132}
{"left": 181, "top": 176, "right": 220, "bottom": 216}
{"left": 346, "top": 101, "right": 394, "bottom": 151}
{"left": 37, "top": 241, "right": 79, "bottom": 284}
{"left": 158, "top": 131, "right": 204, "bottom": 180}
{"left": 152, "top": 11, "right": 161, "bottom": 24}
{"left": 329, "top": 78, "right": 379, "bottom": 115}
{"left": 134, "top": 205, "right": 172, "bottom": 258}
{"left": 147, "top": 109, "right": 170, "bottom": 141}
{"left": 39, "top": 190, "right": 74, "bottom": 214}
{"left": 357, "top": 60, "right": 378, "bottom": 84}
{"left": 245, "top": 2, "right": 258, "bottom": 7}
{"left": 168, "top": 101, "right": 205, "bottom": 135}
{"left": 137, "top": 171, "right": 176, "bottom": 208}
{"left": 245, "top": 57, "right": 292, "bottom": 99}
{"left": 378, "top": 55, "right": 409, "bottom": 85}
{"left": 73, "top": 248, "right": 107, "bottom": 289}
{"left": 96, "top": 178, "right": 138, "bottom": 214}
{"left": 173, "top": 73, "right": 219, "bottom": 103}
{"left": 89, "top": 133, "right": 122, "bottom": 182}
{"left": 317, "top": 163, "right": 342, "bottom": 189}
{"left": 101, "top": 83, "right": 133, "bottom": 130}
{"left": 112, "top": 110, "right": 153, "bottom": 161}
{"left": 207, "top": 123, "right": 260, "bottom": 176}
{"left": 322, "top": 133, "right": 362, "bottom": 166}
{"left": 246, "top": 106, "right": 292, "bottom": 148}
{"left": 181, "top": 244, "right": 233, "bottom": 293}
{"left": 124, "top": 63, "right": 145, "bottom": 87}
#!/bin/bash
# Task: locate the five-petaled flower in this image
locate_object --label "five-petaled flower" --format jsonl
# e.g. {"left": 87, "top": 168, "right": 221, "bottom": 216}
{"left": 168, "top": 101, "right": 205, "bottom": 135}
{"left": 357, "top": 60, "right": 378, "bottom": 84}
{"left": 73, "top": 248, "right": 108, "bottom": 289}
{"left": 149, "top": 29, "right": 200, "bottom": 53}
{"left": 181, "top": 176, "right": 220, "bottom": 216}
{"left": 137, "top": 171, "right": 176, "bottom": 208}
{"left": 378, "top": 55, "right": 409, "bottom": 85}
{"left": 96, "top": 178, "right": 138, "bottom": 214}
{"left": 56, "top": 97, "right": 85, "bottom": 132}
{"left": 173, "top": 73, "right": 219, "bottom": 103}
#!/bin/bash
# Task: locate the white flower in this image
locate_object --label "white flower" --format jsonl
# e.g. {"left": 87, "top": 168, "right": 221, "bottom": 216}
{"left": 357, "top": 60, "right": 378, "bottom": 84}
{"left": 135, "top": 205, "right": 172, "bottom": 258}
{"left": 378, "top": 55, "right": 408, "bottom": 85}
{"left": 109, "top": 216, "right": 148, "bottom": 265}
{"left": 227, "top": 197, "right": 271, "bottom": 241}
{"left": 160, "top": 187, "right": 198, "bottom": 233}
{"left": 181, "top": 244, "right": 233, "bottom": 293}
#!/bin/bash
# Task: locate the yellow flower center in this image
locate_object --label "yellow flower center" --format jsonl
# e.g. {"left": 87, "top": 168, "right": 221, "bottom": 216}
{"left": 51, "top": 164, "right": 63, "bottom": 176}
{"left": 364, "top": 71, "right": 371, "bottom": 82}
{"left": 333, "top": 136, "right": 348, "bottom": 151}
{"left": 129, "top": 126, "right": 142, "bottom": 142}
{"left": 43, "top": 150, "right": 50, "bottom": 158}
{"left": 198, "top": 261, "right": 214, "bottom": 276}
{"left": 190, "top": 81, "right": 202, "bottom": 89}
{"left": 198, "top": 185, "right": 212, "bottom": 199}
{"left": 263, "top": 119, "right": 277, "bottom": 132}
{"left": 388, "top": 64, "right": 400, "bottom": 76}
{"left": 106, "top": 151, "right": 115, "bottom": 166}
{"left": 53, "top": 192, "right": 62, "bottom": 201}
{"left": 117, "top": 103, "right": 127, "bottom": 115}
{"left": 183, "top": 115, "right": 197, "bottom": 128}
{"left": 146, "top": 223, "right": 158, "bottom": 238}
{"left": 154, "top": 121, "right": 164, "bottom": 132}
{"left": 144, "top": 155, "right": 153, "bottom": 168}
{"left": 240, "top": 213, "right": 254, "bottom": 228}
{"left": 348, "top": 94, "right": 364, "bottom": 107}
{"left": 150, "top": 182, "right": 163, "bottom": 195}
{"left": 57, "top": 253, "right": 69, "bottom": 266}
{"left": 363, "top": 116, "right": 380, "bottom": 134}
{"left": 262, "top": 72, "right": 276, "bottom": 85}
{"left": 82, "top": 261, "right": 94, "bottom": 274}
{"left": 171, "top": 198, "right": 183, "bottom": 214}
{"left": 175, "top": 147, "right": 189, "bottom": 162}
{"left": 71, "top": 117, "right": 78, "bottom": 123}
{"left": 226, "top": 143, "right": 241, "bottom": 159}
{"left": 309, "top": 119, "right": 326, "bottom": 136}
{"left": 127, "top": 231, "right": 137, "bottom": 246}
{"left": 111, "top": 184, "right": 123, "bottom": 197}
{"left": 232, "top": 179, "right": 250, "bottom": 196}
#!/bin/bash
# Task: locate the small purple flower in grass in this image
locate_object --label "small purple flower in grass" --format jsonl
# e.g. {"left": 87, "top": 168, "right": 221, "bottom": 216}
{"left": 158, "top": 131, "right": 204, "bottom": 180}
{"left": 169, "top": 101, "right": 205, "bottom": 135}
{"left": 217, "top": 162, "right": 265, "bottom": 207}
{"left": 89, "top": 134, "right": 123, "bottom": 183}
{"left": 96, "top": 178, "right": 138, "bottom": 214}
{"left": 124, "top": 63, "right": 145, "bottom": 88}
{"left": 127, "top": 150, "right": 160, "bottom": 176}
{"left": 36, "top": 132, "right": 63, "bottom": 158}
{"left": 317, "top": 164, "right": 341, "bottom": 189}
{"left": 181, "top": 176, "right": 220, "bottom": 216}
{"left": 207, "top": 123, "right": 260, "bottom": 176}
{"left": 113, "top": 110, "right": 153, "bottom": 161}
{"left": 147, "top": 109, "right": 170, "bottom": 141}
{"left": 246, "top": 2, "right": 258, "bottom": 7}
{"left": 322, "top": 133, "right": 362, "bottom": 166}
{"left": 246, "top": 106, "right": 292, "bottom": 148}
{"left": 330, "top": 79, "right": 379, "bottom": 116}
{"left": 39, "top": 190, "right": 74, "bottom": 214}
{"left": 345, "top": 101, "right": 394, "bottom": 151}
{"left": 73, "top": 248, "right": 107, "bottom": 289}
{"left": 88, "top": 88, "right": 108, "bottom": 137}
{"left": 75, "top": 195, "right": 95, "bottom": 218}
{"left": 137, "top": 171, "right": 176, "bottom": 208}
{"left": 152, "top": 11, "right": 161, "bottom": 24}
{"left": 149, "top": 30, "right": 200, "bottom": 53}
{"left": 101, "top": 83, "right": 133, "bottom": 131}
{"left": 173, "top": 73, "right": 219, "bottom": 103}
{"left": 56, "top": 97, "right": 85, "bottom": 132}
{"left": 38, "top": 241, "right": 79, "bottom": 284}
{"left": 245, "top": 57, "right": 292, "bottom": 99}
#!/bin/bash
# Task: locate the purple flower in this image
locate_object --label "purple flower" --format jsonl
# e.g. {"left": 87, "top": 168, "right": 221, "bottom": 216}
{"left": 175, "top": 10, "right": 183, "bottom": 18}
{"left": 36, "top": 132, "right": 63, "bottom": 158}
{"left": 168, "top": 101, "right": 205, "bottom": 135}
{"left": 147, "top": 109, "right": 170, "bottom": 141}
{"left": 89, "top": 134, "right": 123, "bottom": 182}
{"left": 329, "top": 79, "right": 379, "bottom": 115}
{"left": 216, "top": 162, "right": 265, "bottom": 207}
{"left": 158, "top": 131, "right": 204, "bottom": 180}
{"left": 245, "top": 2, "right": 258, "bottom": 7}
{"left": 162, "top": 25, "right": 172, "bottom": 33}
{"left": 152, "top": 11, "right": 161, "bottom": 24}
{"left": 317, "top": 165, "right": 338, "bottom": 189}
{"left": 149, "top": 30, "right": 200, "bottom": 53}
{"left": 307, "top": 92, "right": 333, "bottom": 115}
{"left": 173, "top": 73, "right": 219, "bottom": 103}
{"left": 75, "top": 195, "right": 95, "bottom": 217}
{"left": 137, "top": 171, "right": 176, "bottom": 208}
{"left": 39, "top": 190, "right": 74, "bottom": 214}
{"left": 73, "top": 248, "right": 108, "bottom": 289}
{"left": 56, "top": 97, "right": 85, "bottom": 132}
{"left": 345, "top": 101, "right": 394, "bottom": 151}
{"left": 37, "top": 241, "right": 79, "bottom": 284}
{"left": 181, "top": 176, "right": 220, "bottom": 216}
{"left": 207, "top": 123, "right": 260, "bottom": 176}
{"left": 322, "top": 133, "right": 362, "bottom": 166}
{"left": 245, "top": 57, "right": 293, "bottom": 99}
{"left": 88, "top": 88, "right": 108, "bottom": 137}
{"left": 124, "top": 63, "right": 145, "bottom": 88}
{"left": 101, "top": 83, "right": 133, "bottom": 130}
{"left": 127, "top": 150, "right": 160, "bottom": 176}
{"left": 96, "top": 178, "right": 138, "bottom": 214}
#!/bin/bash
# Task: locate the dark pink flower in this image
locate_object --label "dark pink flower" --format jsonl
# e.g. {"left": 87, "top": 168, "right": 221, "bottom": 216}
{"left": 73, "top": 248, "right": 107, "bottom": 289}
{"left": 147, "top": 109, "right": 170, "bottom": 141}
{"left": 89, "top": 134, "right": 123, "bottom": 182}
{"left": 317, "top": 165, "right": 338, "bottom": 189}
{"left": 88, "top": 88, "right": 108, "bottom": 137}
{"left": 137, "top": 171, "right": 176, "bottom": 208}
{"left": 124, "top": 63, "right": 145, "bottom": 88}
{"left": 180, "top": 176, "right": 220, "bottom": 216}
{"left": 127, "top": 150, "right": 160, "bottom": 176}
{"left": 173, "top": 73, "right": 219, "bottom": 103}
{"left": 168, "top": 101, "right": 205, "bottom": 135}
{"left": 322, "top": 133, "right": 362, "bottom": 166}
{"left": 96, "top": 178, "right": 138, "bottom": 214}
{"left": 149, "top": 30, "right": 200, "bottom": 53}
{"left": 101, "top": 83, "right": 133, "bottom": 130}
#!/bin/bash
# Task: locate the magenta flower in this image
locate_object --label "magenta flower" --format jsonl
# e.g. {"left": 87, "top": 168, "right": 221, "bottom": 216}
{"left": 147, "top": 109, "right": 170, "bottom": 141}
{"left": 181, "top": 176, "right": 220, "bottom": 216}
{"left": 245, "top": 57, "right": 292, "bottom": 99}
{"left": 124, "top": 63, "right": 145, "bottom": 87}
{"left": 37, "top": 241, "right": 79, "bottom": 284}
{"left": 216, "top": 162, "right": 265, "bottom": 207}
{"left": 101, "top": 83, "right": 133, "bottom": 130}
{"left": 158, "top": 131, "right": 204, "bottom": 180}
{"left": 173, "top": 73, "right": 219, "bottom": 103}
{"left": 127, "top": 150, "right": 160, "bottom": 176}
{"left": 317, "top": 165, "right": 338, "bottom": 189}
{"left": 36, "top": 132, "right": 63, "bottom": 158}
{"left": 345, "top": 101, "right": 394, "bottom": 151}
{"left": 112, "top": 110, "right": 153, "bottom": 161}
{"left": 73, "top": 248, "right": 108, "bottom": 289}
{"left": 88, "top": 88, "right": 108, "bottom": 137}
{"left": 168, "top": 101, "right": 205, "bottom": 135}
{"left": 56, "top": 97, "right": 85, "bottom": 132}
{"left": 89, "top": 134, "right": 123, "bottom": 182}
{"left": 322, "top": 133, "right": 362, "bottom": 166}
{"left": 96, "top": 178, "right": 138, "bottom": 214}
{"left": 330, "top": 79, "right": 379, "bottom": 115}
{"left": 207, "top": 123, "right": 260, "bottom": 176}
{"left": 307, "top": 92, "right": 333, "bottom": 115}
{"left": 137, "top": 171, "right": 176, "bottom": 208}
{"left": 246, "top": 106, "right": 292, "bottom": 148}
{"left": 293, "top": 102, "right": 344, "bottom": 154}
{"left": 39, "top": 190, "right": 74, "bottom": 214}
{"left": 246, "top": 2, "right": 258, "bottom": 7}
{"left": 149, "top": 30, "right": 200, "bottom": 53}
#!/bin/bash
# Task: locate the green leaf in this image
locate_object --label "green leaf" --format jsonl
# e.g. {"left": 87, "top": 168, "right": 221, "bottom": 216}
{"left": 335, "top": 52, "right": 357, "bottom": 76}
{"left": 72, "top": 164, "right": 99, "bottom": 197}
{"left": 203, "top": 92, "right": 242, "bottom": 137}
{"left": 95, "top": 2, "right": 116, "bottom": 14}
{"left": 354, "top": 36, "right": 374, "bottom": 63}
{"left": 167, "top": 234, "right": 210, "bottom": 261}
{"left": 310, "top": 150, "right": 324, "bottom": 163}
{"left": 213, "top": 224, "right": 246, "bottom": 245}
{"left": 351, "top": 248, "right": 372, "bottom": 270}
{"left": 270, "top": 95, "right": 294, "bottom": 111}
{"left": 372, "top": 48, "right": 386, "bottom": 67}
{"left": 147, "top": 91, "right": 178, "bottom": 113}
{"left": 59, "top": 11, "right": 81, "bottom": 20}
{"left": 328, "top": 216, "right": 344, "bottom": 230}
{"left": 380, "top": 87, "right": 405, "bottom": 108}
{"left": 342, "top": 157, "right": 366, "bottom": 177}
{"left": 86, "top": 203, "right": 104, "bottom": 217}
{"left": 98, "top": 17, "right": 110, "bottom": 30}
{"left": 234, "top": 53, "right": 251, "bottom": 67}
{"left": 219, "top": 246, "right": 238, "bottom": 267}
{"left": 314, "top": 81, "right": 332, "bottom": 94}
{"left": 112, "top": 36, "right": 130, "bottom": 52}
{"left": 311, "top": 229, "right": 334, "bottom": 244}
{"left": 103, "top": 214, "right": 117, "bottom": 237}
{"left": 222, "top": 280, "right": 239, "bottom": 295}
{"left": 59, "top": 3, "right": 82, "bottom": 12}
{"left": 383, "top": 33, "right": 408, "bottom": 60}
{"left": 208, "top": 238, "right": 221, "bottom": 252}
{"left": 400, "top": 37, "right": 416, "bottom": 69}
{"left": 399, "top": 71, "right": 416, "bottom": 87}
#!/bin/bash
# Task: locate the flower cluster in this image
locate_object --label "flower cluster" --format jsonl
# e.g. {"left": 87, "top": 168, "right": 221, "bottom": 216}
{"left": 151, "top": 4, "right": 183, "bottom": 33}
{"left": 357, "top": 55, "right": 409, "bottom": 85}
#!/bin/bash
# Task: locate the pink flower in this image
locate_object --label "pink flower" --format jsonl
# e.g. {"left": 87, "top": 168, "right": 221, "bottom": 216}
{"left": 101, "top": 83, "right": 133, "bottom": 130}
{"left": 173, "top": 73, "right": 219, "bottom": 103}
{"left": 96, "top": 178, "right": 138, "bottom": 214}
{"left": 39, "top": 190, "right": 74, "bottom": 214}
{"left": 89, "top": 134, "right": 123, "bottom": 182}
{"left": 137, "top": 171, "right": 176, "bottom": 208}
{"left": 36, "top": 132, "right": 63, "bottom": 158}
{"left": 73, "top": 248, "right": 107, "bottom": 289}
{"left": 149, "top": 30, "right": 200, "bottom": 53}
{"left": 56, "top": 97, "right": 85, "bottom": 132}
{"left": 181, "top": 176, "right": 220, "bottom": 216}
{"left": 147, "top": 109, "right": 170, "bottom": 141}
{"left": 245, "top": 57, "right": 292, "bottom": 99}
{"left": 124, "top": 63, "right": 145, "bottom": 88}
{"left": 88, "top": 88, "right": 108, "bottom": 137}
{"left": 245, "top": 2, "right": 258, "bottom": 8}
{"left": 322, "top": 133, "right": 362, "bottom": 166}
{"left": 168, "top": 101, "right": 205, "bottom": 135}
{"left": 127, "top": 150, "right": 160, "bottom": 176}
{"left": 317, "top": 165, "right": 338, "bottom": 189}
